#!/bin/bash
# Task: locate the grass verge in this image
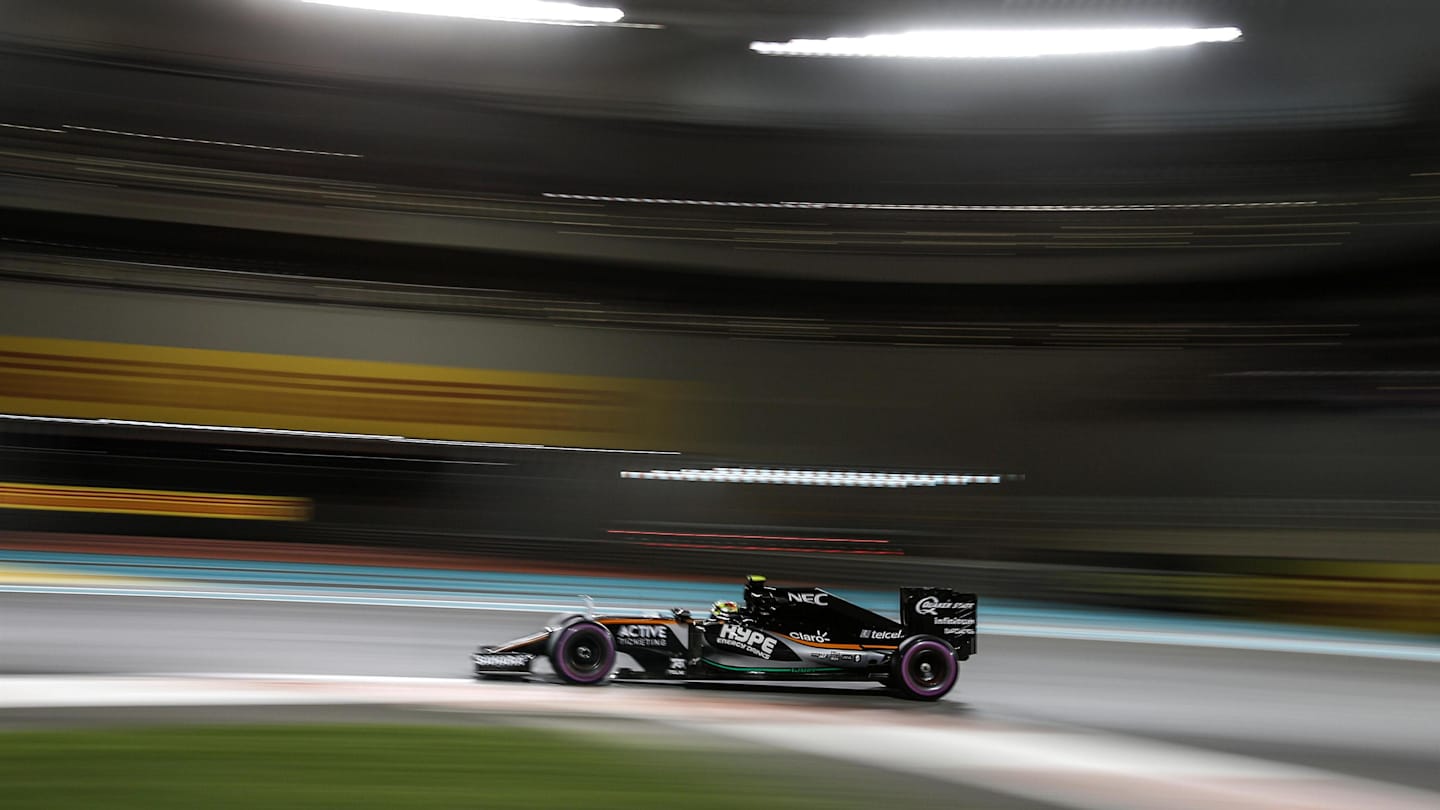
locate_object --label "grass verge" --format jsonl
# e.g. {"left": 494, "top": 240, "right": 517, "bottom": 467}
{"left": 0, "top": 724, "right": 875, "bottom": 809}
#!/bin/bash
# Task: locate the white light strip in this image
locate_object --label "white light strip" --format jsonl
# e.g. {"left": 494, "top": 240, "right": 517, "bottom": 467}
{"left": 301, "top": 0, "right": 638, "bottom": 27}
{"left": 543, "top": 193, "right": 1317, "bottom": 212}
{"left": 0, "top": 413, "right": 680, "bottom": 455}
{"left": 750, "top": 27, "right": 1242, "bottom": 59}
{"left": 622, "top": 467, "right": 1005, "bottom": 487}
{"left": 0, "top": 122, "right": 65, "bottom": 134}
{"left": 62, "top": 125, "right": 363, "bottom": 158}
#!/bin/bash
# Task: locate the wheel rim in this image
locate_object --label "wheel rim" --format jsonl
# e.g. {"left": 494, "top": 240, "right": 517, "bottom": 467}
{"left": 909, "top": 649, "right": 944, "bottom": 687}
{"left": 567, "top": 636, "right": 602, "bottom": 674}
{"left": 900, "top": 640, "right": 955, "bottom": 696}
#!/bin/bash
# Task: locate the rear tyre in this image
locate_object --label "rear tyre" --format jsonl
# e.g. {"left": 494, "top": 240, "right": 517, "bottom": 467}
{"left": 548, "top": 620, "right": 616, "bottom": 685}
{"left": 888, "top": 635, "right": 958, "bottom": 701}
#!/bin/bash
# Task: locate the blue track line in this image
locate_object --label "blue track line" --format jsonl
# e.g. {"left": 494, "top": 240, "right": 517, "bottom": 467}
{"left": 0, "top": 550, "right": 734, "bottom": 602}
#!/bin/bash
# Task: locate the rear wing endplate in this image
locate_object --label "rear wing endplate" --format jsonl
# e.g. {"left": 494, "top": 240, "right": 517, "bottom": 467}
{"left": 900, "top": 588, "right": 977, "bottom": 658}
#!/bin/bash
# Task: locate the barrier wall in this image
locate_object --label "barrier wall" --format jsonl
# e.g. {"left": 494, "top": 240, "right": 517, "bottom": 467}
{"left": 1079, "top": 560, "right": 1440, "bottom": 635}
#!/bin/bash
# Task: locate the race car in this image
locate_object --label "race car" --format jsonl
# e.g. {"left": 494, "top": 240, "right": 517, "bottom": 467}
{"left": 472, "top": 575, "right": 977, "bottom": 701}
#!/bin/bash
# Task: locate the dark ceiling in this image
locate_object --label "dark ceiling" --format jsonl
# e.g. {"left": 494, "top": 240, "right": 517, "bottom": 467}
{"left": 2, "top": 0, "right": 1439, "bottom": 287}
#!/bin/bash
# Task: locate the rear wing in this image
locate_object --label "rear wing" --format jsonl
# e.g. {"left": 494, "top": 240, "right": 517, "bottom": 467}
{"left": 900, "top": 588, "right": 977, "bottom": 658}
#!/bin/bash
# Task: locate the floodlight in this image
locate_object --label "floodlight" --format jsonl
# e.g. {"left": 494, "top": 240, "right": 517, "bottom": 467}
{"left": 303, "top": 0, "right": 624, "bottom": 26}
{"left": 751, "top": 27, "right": 1241, "bottom": 59}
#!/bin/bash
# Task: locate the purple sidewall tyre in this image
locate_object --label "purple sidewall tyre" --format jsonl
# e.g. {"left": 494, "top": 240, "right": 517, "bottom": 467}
{"left": 892, "top": 637, "right": 958, "bottom": 701}
{"left": 549, "top": 621, "right": 616, "bottom": 685}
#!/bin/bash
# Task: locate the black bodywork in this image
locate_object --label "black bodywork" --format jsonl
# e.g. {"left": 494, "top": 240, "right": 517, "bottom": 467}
{"left": 473, "top": 578, "right": 978, "bottom": 700}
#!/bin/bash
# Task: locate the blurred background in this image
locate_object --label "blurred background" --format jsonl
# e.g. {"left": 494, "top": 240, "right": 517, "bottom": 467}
{"left": 3, "top": 3, "right": 1440, "bottom": 807}
{"left": 3, "top": 0, "right": 1438, "bottom": 633}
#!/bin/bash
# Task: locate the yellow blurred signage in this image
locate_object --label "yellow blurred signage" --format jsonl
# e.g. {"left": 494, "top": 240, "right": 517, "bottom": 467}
{"left": 0, "top": 336, "right": 679, "bottom": 450}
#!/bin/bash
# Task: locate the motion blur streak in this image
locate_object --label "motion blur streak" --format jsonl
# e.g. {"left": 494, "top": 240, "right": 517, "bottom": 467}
{"left": 0, "top": 413, "right": 680, "bottom": 454}
{"left": 620, "top": 468, "right": 1006, "bottom": 486}
{"left": 301, "top": 0, "right": 629, "bottom": 26}
{"left": 0, "top": 482, "right": 310, "bottom": 521}
{"left": 59, "top": 125, "right": 364, "bottom": 158}
{"left": 607, "top": 529, "right": 891, "bottom": 544}
{"left": 0, "top": 122, "right": 65, "bottom": 134}
{"left": 544, "top": 193, "right": 1321, "bottom": 211}
{"left": 749, "top": 27, "right": 1244, "bottom": 59}
{"left": 638, "top": 541, "right": 904, "bottom": 555}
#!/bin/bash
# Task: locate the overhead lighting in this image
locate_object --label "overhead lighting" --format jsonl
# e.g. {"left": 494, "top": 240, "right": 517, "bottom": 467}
{"left": 750, "top": 27, "right": 1242, "bottom": 59}
{"left": 621, "top": 467, "right": 1006, "bottom": 487}
{"left": 302, "top": 0, "right": 626, "bottom": 26}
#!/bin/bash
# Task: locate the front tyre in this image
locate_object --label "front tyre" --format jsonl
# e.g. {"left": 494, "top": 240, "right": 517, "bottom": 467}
{"left": 889, "top": 636, "right": 958, "bottom": 701}
{"left": 548, "top": 620, "right": 616, "bottom": 685}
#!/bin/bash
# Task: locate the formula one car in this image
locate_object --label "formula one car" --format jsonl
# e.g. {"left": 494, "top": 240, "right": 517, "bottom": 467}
{"left": 472, "top": 575, "right": 977, "bottom": 701}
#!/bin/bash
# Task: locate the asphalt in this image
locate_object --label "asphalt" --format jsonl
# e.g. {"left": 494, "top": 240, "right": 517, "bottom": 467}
{"left": 2, "top": 591, "right": 1437, "bottom": 795}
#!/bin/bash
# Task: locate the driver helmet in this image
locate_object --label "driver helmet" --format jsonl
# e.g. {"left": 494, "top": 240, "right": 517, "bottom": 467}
{"left": 711, "top": 600, "right": 740, "bottom": 621}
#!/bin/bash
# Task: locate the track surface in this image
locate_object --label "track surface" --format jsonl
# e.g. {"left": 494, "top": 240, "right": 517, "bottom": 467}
{"left": 4, "top": 592, "right": 1438, "bottom": 795}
